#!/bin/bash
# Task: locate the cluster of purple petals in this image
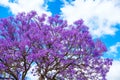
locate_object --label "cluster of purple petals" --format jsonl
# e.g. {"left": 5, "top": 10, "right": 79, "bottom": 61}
{"left": 0, "top": 11, "right": 112, "bottom": 80}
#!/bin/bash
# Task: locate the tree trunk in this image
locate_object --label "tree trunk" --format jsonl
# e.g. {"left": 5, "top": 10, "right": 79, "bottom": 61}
{"left": 39, "top": 75, "right": 45, "bottom": 80}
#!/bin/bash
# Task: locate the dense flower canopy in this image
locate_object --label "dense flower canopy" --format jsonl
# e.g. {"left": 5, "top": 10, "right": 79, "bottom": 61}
{"left": 0, "top": 11, "right": 112, "bottom": 80}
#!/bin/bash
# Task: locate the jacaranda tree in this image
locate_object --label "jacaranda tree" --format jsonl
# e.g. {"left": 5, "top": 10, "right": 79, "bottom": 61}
{"left": 0, "top": 11, "right": 112, "bottom": 80}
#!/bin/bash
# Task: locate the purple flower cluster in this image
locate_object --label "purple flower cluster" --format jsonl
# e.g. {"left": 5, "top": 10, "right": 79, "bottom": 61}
{"left": 0, "top": 11, "right": 112, "bottom": 80}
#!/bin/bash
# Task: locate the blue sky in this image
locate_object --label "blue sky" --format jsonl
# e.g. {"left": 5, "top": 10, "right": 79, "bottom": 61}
{"left": 0, "top": 6, "right": 12, "bottom": 17}
{"left": 0, "top": 0, "right": 120, "bottom": 80}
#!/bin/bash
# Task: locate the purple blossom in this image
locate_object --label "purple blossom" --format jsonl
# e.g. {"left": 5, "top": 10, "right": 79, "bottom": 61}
{"left": 0, "top": 11, "right": 112, "bottom": 80}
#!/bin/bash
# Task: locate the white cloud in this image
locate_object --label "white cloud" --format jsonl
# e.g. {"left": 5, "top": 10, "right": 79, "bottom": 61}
{"left": 0, "top": 0, "right": 51, "bottom": 16}
{"left": 107, "top": 42, "right": 120, "bottom": 58}
{"left": 109, "top": 42, "right": 120, "bottom": 53}
{"left": 61, "top": 0, "right": 120, "bottom": 37}
{"left": 107, "top": 60, "right": 120, "bottom": 80}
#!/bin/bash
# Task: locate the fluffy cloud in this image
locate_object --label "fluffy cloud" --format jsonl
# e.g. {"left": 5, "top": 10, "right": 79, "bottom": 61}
{"left": 61, "top": 0, "right": 120, "bottom": 37}
{"left": 107, "top": 42, "right": 120, "bottom": 58}
{"left": 106, "top": 42, "right": 120, "bottom": 80}
{"left": 0, "top": 0, "right": 51, "bottom": 16}
{"left": 109, "top": 42, "right": 120, "bottom": 53}
{"left": 107, "top": 60, "right": 120, "bottom": 80}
